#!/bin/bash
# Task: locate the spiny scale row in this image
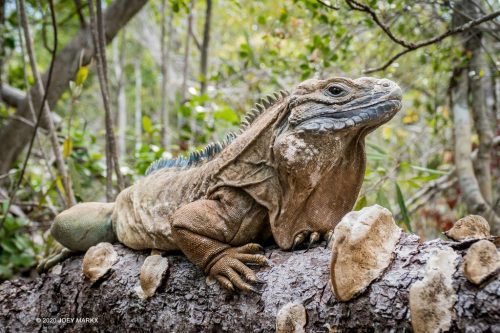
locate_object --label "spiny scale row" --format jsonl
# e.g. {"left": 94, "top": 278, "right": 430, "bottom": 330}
{"left": 145, "top": 89, "right": 289, "bottom": 175}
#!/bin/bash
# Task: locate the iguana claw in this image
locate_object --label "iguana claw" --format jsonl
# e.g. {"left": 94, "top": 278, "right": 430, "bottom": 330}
{"left": 292, "top": 232, "right": 307, "bottom": 250}
{"left": 305, "top": 232, "right": 320, "bottom": 252}
{"left": 324, "top": 230, "right": 334, "bottom": 249}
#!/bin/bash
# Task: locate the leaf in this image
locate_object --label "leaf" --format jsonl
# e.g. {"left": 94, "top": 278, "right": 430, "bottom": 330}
{"left": 376, "top": 189, "right": 391, "bottom": 211}
{"left": 55, "top": 176, "right": 66, "bottom": 197}
{"left": 366, "top": 142, "right": 388, "bottom": 155}
{"left": 410, "top": 165, "right": 448, "bottom": 175}
{"left": 142, "top": 116, "right": 153, "bottom": 134}
{"left": 75, "top": 66, "right": 89, "bottom": 86}
{"left": 395, "top": 183, "right": 412, "bottom": 232}
{"left": 214, "top": 107, "right": 239, "bottom": 124}
{"left": 353, "top": 195, "right": 367, "bottom": 211}
{"left": 63, "top": 138, "right": 73, "bottom": 158}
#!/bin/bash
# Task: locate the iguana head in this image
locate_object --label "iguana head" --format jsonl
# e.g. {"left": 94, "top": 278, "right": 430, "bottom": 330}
{"left": 270, "top": 77, "right": 402, "bottom": 250}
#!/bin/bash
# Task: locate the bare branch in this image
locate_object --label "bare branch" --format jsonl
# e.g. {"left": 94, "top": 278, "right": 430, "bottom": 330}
{"left": 87, "top": 0, "right": 125, "bottom": 200}
{"left": 316, "top": 0, "right": 340, "bottom": 11}
{"left": 1, "top": 0, "right": 64, "bottom": 227}
{"left": 364, "top": 9, "right": 500, "bottom": 73}
{"left": 345, "top": 0, "right": 415, "bottom": 49}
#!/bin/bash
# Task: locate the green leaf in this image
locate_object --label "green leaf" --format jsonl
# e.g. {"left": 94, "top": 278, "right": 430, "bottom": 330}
{"left": 376, "top": 189, "right": 391, "bottom": 211}
{"left": 214, "top": 107, "right": 240, "bottom": 124}
{"left": 395, "top": 183, "right": 412, "bottom": 232}
{"left": 142, "top": 116, "right": 153, "bottom": 134}
{"left": 410, "top": 165, "right": 448, "bottom": 175}
{"left": 353, "top": 195, "right": 367, "bottom": 211}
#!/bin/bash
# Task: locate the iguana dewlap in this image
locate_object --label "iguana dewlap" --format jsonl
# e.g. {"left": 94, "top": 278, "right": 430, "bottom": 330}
{"left": 50, "top": 76, "right": 402, "bottom": 292}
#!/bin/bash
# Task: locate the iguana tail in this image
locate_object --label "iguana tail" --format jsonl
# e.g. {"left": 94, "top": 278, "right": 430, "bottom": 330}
{"left": 51, "top": 202, "right": 117, "bottom": 252}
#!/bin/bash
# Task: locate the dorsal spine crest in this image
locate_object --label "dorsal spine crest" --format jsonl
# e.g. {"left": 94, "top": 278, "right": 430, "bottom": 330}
{"left": 145, "top": 89, "right": 289, "bottom": 175}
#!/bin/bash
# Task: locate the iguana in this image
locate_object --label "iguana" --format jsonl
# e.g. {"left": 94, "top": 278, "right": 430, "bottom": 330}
{"left": 44, "top": 76, "right": 402, "bottom": 292}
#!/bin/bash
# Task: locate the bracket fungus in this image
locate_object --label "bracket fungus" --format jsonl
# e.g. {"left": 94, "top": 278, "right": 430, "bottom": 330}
{"left": 444, "top": 215, "right": 490, "bottom": 241}
{"left": 82, "top": 242, "right": 118, "bottom": 282}
{"left": 463, "top": 240, "right": 500, "bottom": 285}
{"left": 275, "top": 302, "right": 307, "bottom": 333}
{"left": 329, "top": 204, "right": 401, "bottom": 301}
{"left": 409, "top": 247, "right": 458, "bottom": 333}
{"left": 135, "top": 255, "right": 170, "bottom": 299}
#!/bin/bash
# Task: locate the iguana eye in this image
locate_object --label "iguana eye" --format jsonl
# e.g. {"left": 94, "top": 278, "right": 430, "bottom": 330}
{"left": 327, "top": 85, "right": 346, "bottom": 97}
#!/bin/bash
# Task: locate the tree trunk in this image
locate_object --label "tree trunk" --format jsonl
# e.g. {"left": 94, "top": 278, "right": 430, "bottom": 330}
{"left": 159, "top": 0, "right": 173, "bottom": 149}
{"left": 0, "top": 234, "right": 498, "bottom": 332}
{"left": 450, "top": 0, "right": 500, "bottom": 234}
{"left": 113, "top": 31, "right": 127, "bottom": 159}
{"left": 134, "top": 59, "right": 142, "bottom": 150}
{"left": 0, "top": 0, "right": 147, "bottom": 176}
{"left": 199, "top": 0, "right": 212, "bottom": 96}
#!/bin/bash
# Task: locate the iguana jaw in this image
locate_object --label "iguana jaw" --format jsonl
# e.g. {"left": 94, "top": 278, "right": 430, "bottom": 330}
{"left": 292, "top": 84, "right": 402, "bottom": 133}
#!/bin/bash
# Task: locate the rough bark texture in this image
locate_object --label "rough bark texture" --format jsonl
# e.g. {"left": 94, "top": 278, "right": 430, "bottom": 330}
{"left": 0, "top": 234, "right": 498, "bottom": 332}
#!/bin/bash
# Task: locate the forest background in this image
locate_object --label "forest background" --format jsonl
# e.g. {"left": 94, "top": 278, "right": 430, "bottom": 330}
{"left": 0, "top": 0, "right": 498, "bottom": 281}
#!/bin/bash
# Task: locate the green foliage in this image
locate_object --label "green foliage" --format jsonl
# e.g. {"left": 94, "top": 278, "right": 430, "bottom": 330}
{"left": 0, "top": 209, "right": 40, "bottom": 281}
{"left": 0, "top": 0, "right": 484, "bottom": 280}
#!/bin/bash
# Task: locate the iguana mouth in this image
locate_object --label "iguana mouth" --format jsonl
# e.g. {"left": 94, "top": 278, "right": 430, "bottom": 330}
{"left": 296, "top": 99, "right": 402, "bottom": 132}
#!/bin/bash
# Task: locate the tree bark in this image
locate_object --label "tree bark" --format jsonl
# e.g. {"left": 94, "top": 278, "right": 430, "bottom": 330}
{"left": 199, "top": 0, "right": 212, "bottom": 96}
{"left": 112, "top": 31, "right": 127, "bottom": 159}
{"left": 134, "top": 59, "right": 142, "bottom": 150}
{"left": 450, "top": 0, "right": 500, "bottom": 235}
{"left": 0, "top": 0, "right": 148, "bottom": 176}
{"left": 159, "top": 0, "right": 173, "bottom": 149}
{"left": 0, "top": 234, "right": 498, "bottom": 332}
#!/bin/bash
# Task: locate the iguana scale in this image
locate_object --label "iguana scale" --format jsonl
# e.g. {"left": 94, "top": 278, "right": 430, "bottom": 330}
{"left": 46, "top": 76, "right": 402, "bottom": 292}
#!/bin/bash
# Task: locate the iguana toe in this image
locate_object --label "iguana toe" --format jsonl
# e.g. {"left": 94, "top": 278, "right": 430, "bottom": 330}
{"left": 234, "top": 243, "right": 263, "bottom": 254}
{"left": 36, "top": 247, "right": 74, "bottom": 273}
{"left": 292, "top": 232, "right": 308, "bottom": 250}
{"left": 305, "top": 232, "right": 320, "bottom": 252}
{"left": 209, "top": 244, "right": 268, "bottom": 293}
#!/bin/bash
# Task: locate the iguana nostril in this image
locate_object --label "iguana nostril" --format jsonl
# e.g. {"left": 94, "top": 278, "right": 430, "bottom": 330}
{"left": 382, "top": 82, "right": 390, "bottom": 87}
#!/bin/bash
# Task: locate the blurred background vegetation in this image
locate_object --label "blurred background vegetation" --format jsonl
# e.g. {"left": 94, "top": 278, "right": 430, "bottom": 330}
{"left": 0, "top": 0, "right": 498, "bottom": 281}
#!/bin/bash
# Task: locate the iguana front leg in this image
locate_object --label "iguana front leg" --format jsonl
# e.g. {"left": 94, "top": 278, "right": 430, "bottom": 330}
{"left": 171, "top": 187, "right": 269, "bottom": 292}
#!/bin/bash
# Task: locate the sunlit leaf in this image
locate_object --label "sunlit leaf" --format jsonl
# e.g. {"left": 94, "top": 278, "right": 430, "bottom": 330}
{"left": 75, "top": 65, "right": 89, "bottom": 86}
{"left": 142, "top": 116, "right": 153, "bottom": 134}
{"left": 63, "top": 138, "right": 73, "bottom": 158}
{"left": 395, "top": 183, "right": 412, "bottom": 233}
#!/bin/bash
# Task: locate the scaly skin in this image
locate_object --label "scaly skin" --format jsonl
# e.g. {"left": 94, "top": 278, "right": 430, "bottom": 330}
{"left": 47, "top": 76, "right": 402, "bottom": 292}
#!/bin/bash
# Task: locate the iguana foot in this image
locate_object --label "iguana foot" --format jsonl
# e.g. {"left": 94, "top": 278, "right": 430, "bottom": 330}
{"left": 209, "top": 243, "right": 268, "bottom": 293}
{"left": 37, "top": 247, "right": 75, "bottom": 273}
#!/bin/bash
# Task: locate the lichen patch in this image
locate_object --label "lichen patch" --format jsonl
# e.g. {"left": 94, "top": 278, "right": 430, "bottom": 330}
{"left": 409, "top": 247, "right": 458, "bottom": 333}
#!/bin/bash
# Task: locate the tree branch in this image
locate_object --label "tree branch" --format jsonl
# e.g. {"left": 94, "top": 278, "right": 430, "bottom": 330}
{"left": 345, "top": 0, "right": 415, "bottom": 49}
{"left": 364, "top": 9, "right": 500, "bottom": 73}
{"left": 0, "top": 0, "right": 148, "bottom": 176}
{"left": 87, "top": 0, "right": 125, "bottom": 201}
{"left": 17, "top": 0, "right": 76, "bottom": 208}
{"left": 1, "top": 0, "right": 60, "bottom": 228}
{"left": 1, "top": 238, "right": 498, "bottom": 331}
{"left": 0, "top": 84, "right": 25, "bottom": 108}
{"left": 316, "top": 0, "right": 340, "bottom": 11}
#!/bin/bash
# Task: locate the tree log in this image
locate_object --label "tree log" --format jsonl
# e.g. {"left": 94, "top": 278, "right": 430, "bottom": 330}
{"left": 0, "top": 234, "right": 498, "bottom": 332}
